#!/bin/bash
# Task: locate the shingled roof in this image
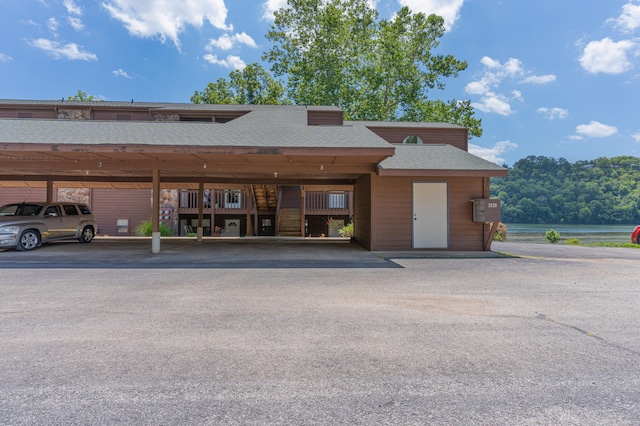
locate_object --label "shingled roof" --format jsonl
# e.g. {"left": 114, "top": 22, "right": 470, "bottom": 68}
{"left": 377, "top": 144, "right": 507, "bottom": 175}
{"left": 0, "top": 107, "right": 391, "bottom": 149}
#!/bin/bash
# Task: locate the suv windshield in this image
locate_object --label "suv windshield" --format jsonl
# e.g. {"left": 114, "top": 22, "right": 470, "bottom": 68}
{"left": 0, "top": 203, "right": 44, "bottom": 216}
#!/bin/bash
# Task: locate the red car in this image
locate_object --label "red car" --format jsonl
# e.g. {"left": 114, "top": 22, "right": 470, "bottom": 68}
{"left": 632, "top": 225, "right": 640, "bottom": 244}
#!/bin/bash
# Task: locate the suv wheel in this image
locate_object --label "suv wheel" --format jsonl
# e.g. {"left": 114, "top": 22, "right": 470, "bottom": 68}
{"left": 79, "top": 226, "right": 94, "bottom": 243}
{"left": 17, "top": 230, "right": 40, "bottom": 251}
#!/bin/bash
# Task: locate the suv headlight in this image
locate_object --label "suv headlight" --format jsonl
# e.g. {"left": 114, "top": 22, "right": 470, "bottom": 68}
{"left": 0, "top": 226, "right": 20, "bottom": 233}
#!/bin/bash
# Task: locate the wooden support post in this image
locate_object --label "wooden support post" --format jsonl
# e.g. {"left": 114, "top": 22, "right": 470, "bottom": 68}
{"left": 46, "top": 180, "right": 54, "bottom": 203}
{"left": 485, "top": 222, "right": 499, "bottom": 251}
{"left": 300, "top": 186, "right": 306, "bottom": 237}
{"left": 197, "top": 181, "right": 204, "bottom": 241}
{"left": 245, "top": 185, "right": 252, "bottom": 236}
{"left": 152, "top": 169, "right": 161, "bottom": 253}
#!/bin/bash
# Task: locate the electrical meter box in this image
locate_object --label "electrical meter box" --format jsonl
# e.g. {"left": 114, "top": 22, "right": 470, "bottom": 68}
{"left": 471, "top": 199, "right": 501, "bottom": 223}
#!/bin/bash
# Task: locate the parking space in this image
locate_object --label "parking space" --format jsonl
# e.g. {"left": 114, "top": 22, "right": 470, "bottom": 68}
{"left": 0, "top": 238, "right": 402, "bottom": 269}
{"left": 2, "top": 241, "right": 639, "bottom": 424}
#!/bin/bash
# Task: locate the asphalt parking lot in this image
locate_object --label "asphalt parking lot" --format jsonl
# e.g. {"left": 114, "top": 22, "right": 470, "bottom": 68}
{"left": 1, "top": 240, "right": 640, "bottom": 425}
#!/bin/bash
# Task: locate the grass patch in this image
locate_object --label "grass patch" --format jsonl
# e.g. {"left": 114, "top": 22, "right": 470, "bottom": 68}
{"left": 581, "top": 242, "right": 640, "bottom": 249}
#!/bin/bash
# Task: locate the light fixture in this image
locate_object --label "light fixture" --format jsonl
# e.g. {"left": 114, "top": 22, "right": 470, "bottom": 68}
{"left": 274, "top": 172, "right": 278, "bottom": 178}
{"left": 203, "top": 163, "right": 207, "bottom": 169}
{"left": 320, "top": 165, "right": 324, "bottom": 171}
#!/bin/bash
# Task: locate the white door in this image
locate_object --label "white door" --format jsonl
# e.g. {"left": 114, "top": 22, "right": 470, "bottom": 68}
{"left": 413, "top": 182, "right": 448, "bottom": 248}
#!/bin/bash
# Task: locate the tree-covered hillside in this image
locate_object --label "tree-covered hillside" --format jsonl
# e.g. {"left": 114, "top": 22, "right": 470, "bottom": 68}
{"left": 491, "top": 156, "right": 640, "bottom": 224}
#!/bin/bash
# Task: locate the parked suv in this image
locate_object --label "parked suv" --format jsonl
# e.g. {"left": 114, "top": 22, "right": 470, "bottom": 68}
{"left": 0, "top": 202, "right": 97, "bottom": 251}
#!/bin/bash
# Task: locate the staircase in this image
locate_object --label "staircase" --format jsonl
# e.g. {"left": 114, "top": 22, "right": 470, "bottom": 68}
{"left": 251, "top": 184, "right": 278, "bottom": 212}
{"left": 278, "top": 186, "right": 302, "bottom": 237}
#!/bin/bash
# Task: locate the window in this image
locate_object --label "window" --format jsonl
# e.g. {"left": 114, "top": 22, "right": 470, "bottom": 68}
{"left": 78, "top": 205, "right": 92, "bottom": 215}
{"left": 44, "top": 206, "right": 61, "bottom": 217}
{"left": 63, "top": 205, "right": 79, "bottom": 215}
{"left": 328, "top": 192, "right": 345, "bottom": 209}
{"left": 116, "top": 219, "right": 129, "bottom": 234}
{"left": 402, "top": 135, "right": 424, "bottom": 144}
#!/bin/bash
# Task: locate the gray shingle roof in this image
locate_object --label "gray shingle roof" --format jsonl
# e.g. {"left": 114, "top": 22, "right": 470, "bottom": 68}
{"left": 0, "top": 108, "right": 391, "bottom": 149}
{"left": 378, "top": 144, "right": 506, "bottom": 171}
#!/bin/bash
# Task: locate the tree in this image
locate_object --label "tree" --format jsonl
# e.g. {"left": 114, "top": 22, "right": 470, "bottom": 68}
{"left": 264, "top": 0, "right": 480, "bottom": 136}
{"left": 191, "top": 63, "right": 288, "bottom": 105}
{"left": 68, "top": 90, "right": 98, "bottom": 101}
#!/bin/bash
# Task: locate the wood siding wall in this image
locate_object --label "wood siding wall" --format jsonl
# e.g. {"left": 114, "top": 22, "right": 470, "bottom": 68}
{"left": 354, "top": 174, "right": 373, "bottom": 250}
{"left": 369, "top": 175, "right": 486, "bottom": 251}
{"left": 92, "top": 111, "right": 153, "bottom": 121}
{"left": 367, "top": 127, "right": 468, "bottom": 151}
{"left": 0, "top": 110, "right": 57, "bottom": 119}
{"left": 307, "top": 110, "right": 343, "bottom": 126}
{"left": 90, "top": 189, "right": 152, "bottom": 236}
{"left": 0, "top": 188, "right": 47, "bottom": 205}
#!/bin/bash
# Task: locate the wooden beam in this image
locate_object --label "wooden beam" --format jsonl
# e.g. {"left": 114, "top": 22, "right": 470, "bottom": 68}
{"left": 152, "top": 169, "right": 161, "bottom": 253}
{"left": 0, "top": 159, "right": 378, "bottom": 174}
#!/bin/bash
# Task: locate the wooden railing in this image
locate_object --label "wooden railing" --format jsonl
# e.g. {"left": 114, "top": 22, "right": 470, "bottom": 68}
{"left": 179, "top": 190, "right": 248, "bottom": 212}
{"left": 305, "top": 191, "right": 350, "bottom": 214}
{"left": 179, "top": 189, "right": 350, "bottom": 215}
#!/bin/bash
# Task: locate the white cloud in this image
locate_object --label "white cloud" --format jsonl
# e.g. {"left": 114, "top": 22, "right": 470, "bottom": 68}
{"left": 572, "top": 121, "right": 618, "bottom": 140}
{"left": 466, "top": 56, "right": 556, "bottom": 115}
{"left": 520, "top": 74, "right": 556, "bottom": 84}
{"left": 0, "top": 53, "right": 12, "bottom": 62}
{"left": 537, "top": 107, "right": 569, "bottom": 120}
{"left": 397, "top": 0, "right": 465, "bottom": 31}
{"left": 47, "top": 17, "right": 59, "bottom": 33}
{"left": 113, "top": 68, "right": 132, "bottom": 79}
{"left": 611, "top": 1, "right": 640, "bottom": 32}
{"left": 465, "top": 57, "right": 524, "bottom": 96}
{"left": 207, "top": 32, "right": 258, "bottom": 51}
{"left": 469, "top": 140, "right": 518, "bottom": 165}
{"left": 579, "top": 37, "right": 636, "bottom": 74}
{"left": 472, "top": 92, "right": 516, "bottom": 116}
{"left": 633, "top": 132, "right": 640, "bottom": 142}
{"left": 29, "top": 38, "right": 97, "bottom": 61}
{"left": 203, "top": 53, "right": 246, "bottom": 70}
{"left": 262, "top": 0, "right": 288, "bottom": 20}
{"left": 64, "top": 0, "right": 83, "bottom": 15}
{"left": 68, "top": 16, "right": 84, "bottom": 31}
{"left": 101, "top": 0, "right": 231, "bottom": 49}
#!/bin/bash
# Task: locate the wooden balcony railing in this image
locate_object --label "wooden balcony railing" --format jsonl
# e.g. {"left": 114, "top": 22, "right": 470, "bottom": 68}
{"left": 179, "top": 190, "right": 248, "bottom": 213}
{"left": 305, "top": 191, "right": 350, "bottom": 215}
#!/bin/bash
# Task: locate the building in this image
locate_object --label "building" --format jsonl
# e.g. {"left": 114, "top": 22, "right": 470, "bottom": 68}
{"left": 0, "top": 99, "right": 507, "bottom": 252}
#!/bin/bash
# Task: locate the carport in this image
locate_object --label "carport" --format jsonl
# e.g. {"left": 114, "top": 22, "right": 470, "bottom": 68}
{"left": 0, "top": 110, "right": 393, "bottom": 252}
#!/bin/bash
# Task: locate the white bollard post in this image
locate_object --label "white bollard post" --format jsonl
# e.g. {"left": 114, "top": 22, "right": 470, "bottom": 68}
{"left": 152, "top": 232, "right": 161, "bottom": 253}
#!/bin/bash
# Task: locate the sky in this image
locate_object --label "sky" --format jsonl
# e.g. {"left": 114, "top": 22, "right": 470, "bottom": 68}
{"left": 1, "top": 0, "right": 640, "bottom": 166}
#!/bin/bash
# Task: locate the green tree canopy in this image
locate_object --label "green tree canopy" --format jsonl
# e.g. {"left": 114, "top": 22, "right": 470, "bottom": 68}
{"left": 491, "top": 155, "right": 640, "bottom": 224}
{"left": 263, "top": 0, "right": 480, "bottom": 136}
{"left": 67, "top": 90, "right": 98, "bottom": 101}
{"left": 192, "top": 0, "right": 481, "bottom": 137}
{"left": 191, "top": 63, "right": 288, "bottom": 105}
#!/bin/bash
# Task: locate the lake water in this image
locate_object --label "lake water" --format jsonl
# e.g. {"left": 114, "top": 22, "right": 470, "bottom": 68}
{"left": 504, "top": 223, "right": 635, "bottom": 243}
